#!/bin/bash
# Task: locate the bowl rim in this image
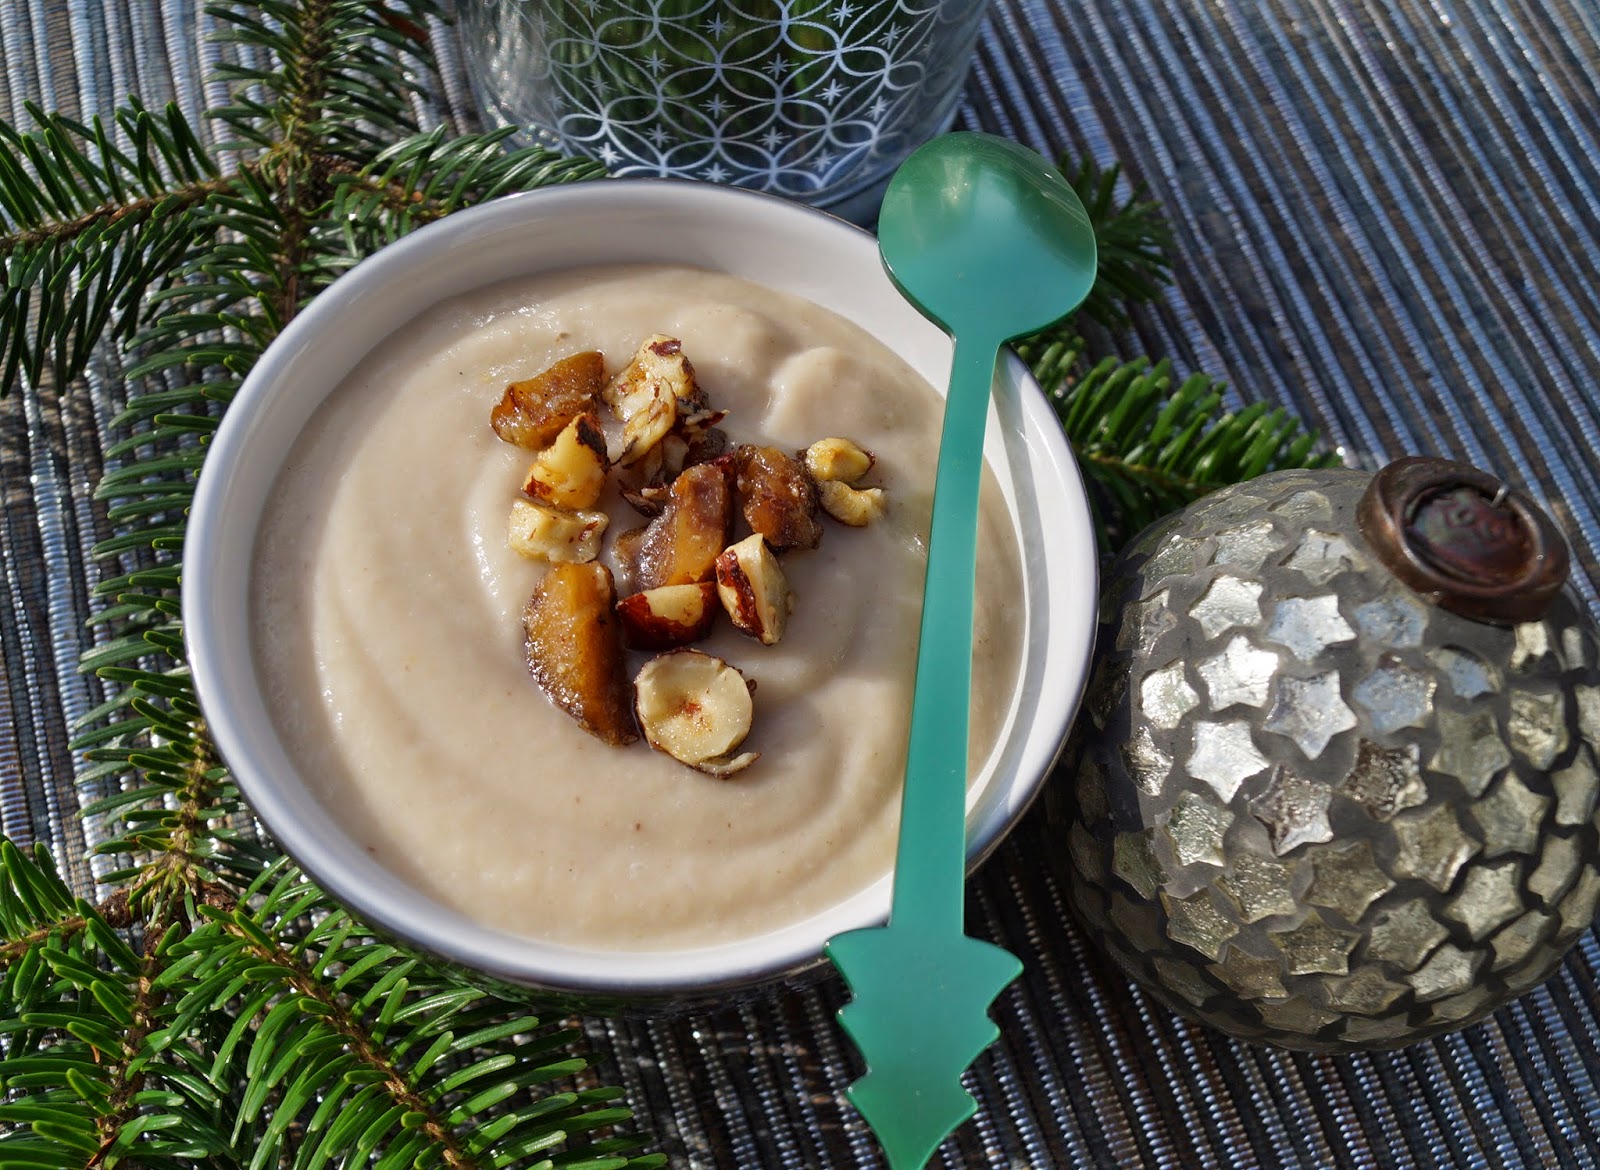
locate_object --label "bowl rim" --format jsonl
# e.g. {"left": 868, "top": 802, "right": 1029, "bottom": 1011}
{"left": 184, "top": 177, "right": 1098, "bottom": 998}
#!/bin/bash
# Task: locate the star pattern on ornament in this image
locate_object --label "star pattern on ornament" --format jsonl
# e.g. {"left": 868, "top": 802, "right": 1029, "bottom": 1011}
{"left": 1469, "top": 773, "right": 1550, "bottom": 858}
{"left": 832, "top": 0, "right": 858, "bottom": 21}
{"left": 1529, "top": 834, "right": 1582, "bottom": 905}
{"left": 1429, "top": 645, "right": 1498, "bottom": 699}
{"left": 1552, "top": 747, "right": 1600, "bottom": 827}
{"left": 1273, "top": 911, "right": 1360, "bottom": 975}
{"left": 1219, "top": 854, "right": 1299, "bottom": 922}
{"left": 1364, "top": 898, "right": 1448, "bottom": 970}
{"left": 1339, "top": 740, "right": 1426, "bottom": 820}
{"left": 1559, "top": 868, "right": 1600, "bottom": 937}
{"left": 1303, "top": 840, "right": 1394, "bottom": 923}
{"left": 1351, "top": 655, "right": 1436, "bottom": 734}
{"left": 1323, "top": 966, "right": 1410, "bottom": 1016}
{"left": 1122, "top": 725, "right": 1171, "bottom": 795}
{"left": 1140, "top": 662, "right": 1199, "bottom": 731}
{"left": 1186, "top": 720, "right": 1268, "bottom": 802}
{"left": 1429, "top": 985, "right": 1497, "bottom": 1026}
{"left": 1342, "top": 1014, "right": 1415, "bottom": 1044}
{"left": 868, "top": 95, "right": 890, "bottom": 121}
{"left": 1145, "top": 534, "right": 1200, "bottom": 585}
{"left": 597, "top": 143, "right": 622, "bottom": 166}
{"left": 1191, "top": 490, "right": 1265, "bottom": 527}
{"left": 1208, "top": 950, "right": 1287, "bottom": 1000}
{"left": 1211, "top": 520, "right": 1279, "bottom": 573}
{"left": 759, "top": 127, "right": 786, "bottom": 151}
{"left": 1263, "top": 670, "right": 1356, "bottom": 759}
{"left": 1257, "top": 996, "right": 1340, "bottom": 1036}
{"left": 1250, "top": 764, "right": 1334, "bottom": 855}
{"left": 1110, "top": 892, "right": 1164, "bottom": 954}
{"left": 1189, "top": 575, "right": 1265, "bottom": 639}
{"left": 1118, "top": 588, "right": 1179, "bottom": 654}
{"left": 1511, "top": 620, "right": 1554, "bottom": 671}
{"left": 644, "top": 50, "right": 667, "bottom": 75}
{"left": 1508, "top": 688, "right": 1567, "bottom": 770}
{"left": 1409, "top": 942, "right": 1483, "bottom": 1002}
{"left": 1161, "top": 888, "right": 1238, "bottom": 959}
{"left": 1353, "top": 590, "right": 1429, "bottom": 649}
{"left": 883, "top": 22, "right": 905, "bottom": 46}
{"left": 703, "top": 14, "right": 727, "bottom": 38}
{"left": 1067, "top": 822, "right": 1101, "bottom": 884}
{"left": 812, "top": 148, "right": 837, "bottom": 172}
{"left": 1491, "top": 909, "right": 1555, "bottom": 971}
{"left": 764, "top": 56, "right": 787, "bottom": 78}
{"left": 1265, "top": 595, "right": 1355, "bottom": 663}
{"left": 1445, "top": 859, "right": 1524, "bottom": 940}
{"left": 1112, "top": 830, "right": 1163, "bottom": 900}
{"left": 1578, "top": 684, "right": 1600, "bottom": 746}
{"left": 705, "top": 94, "right": 730, "bottom": 118}
{"left": 1565, "top": 623, "right": 1598, "bottom": 670}
{"left": 702, "top": 162, "right": 731, "bottom": 182}
{"left": 1197, "top": 635, "right": 1279, "bottom": 710}
{"left": 1429, "top": 707, "right": 1511, "bottom": 797}
{"left": 1085, "top": 656, "right": 1126, "bottom": 731}
{"left": 1152, "top": 957, "right": 1217, "bottom": 1007}
{"left": 1391, "top": 803, "right": 1480, "bottom": 891}
{"left": 819, "top": 80, "right": 846, "bottom": 104}
{"left": 1280, "top": 529, "right": 1365, "bottom": 586}
{"left": 648, "top": 125, "right": 671, "bottom": 147}
{"left": 1271, "top": 489, "right": 1332, "bottom": 522}
{"left": 1162, "top": 792, "right": 1231, "bottom": 868}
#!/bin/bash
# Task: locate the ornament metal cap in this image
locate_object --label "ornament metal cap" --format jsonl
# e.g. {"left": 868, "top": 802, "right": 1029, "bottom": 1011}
{"left": 1356, "top": 455, "right": 1569, "bottom": 624}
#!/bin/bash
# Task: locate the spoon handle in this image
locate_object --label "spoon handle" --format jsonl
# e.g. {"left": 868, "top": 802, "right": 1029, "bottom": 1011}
{"left": 892, "top": 333, "right": 1004, "bottom": 935}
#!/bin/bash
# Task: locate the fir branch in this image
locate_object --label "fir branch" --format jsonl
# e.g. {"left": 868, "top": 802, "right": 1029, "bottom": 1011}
{"left": 1019, "top": 347, "right": 1340, "bottom": 552}
{"left": 1059, "top": 155, "right": 1172, "bottom": 331}
{"left": 0, "top": 99, "right": 218, "bottom": 394}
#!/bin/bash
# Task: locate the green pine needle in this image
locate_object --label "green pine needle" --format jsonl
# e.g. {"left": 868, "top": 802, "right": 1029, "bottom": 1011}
{"left": 1058, "top": 155, "right": 1173, "bottom": 331}
{"left": 1017, "top": 336, "right": 1341, "bottom": 553}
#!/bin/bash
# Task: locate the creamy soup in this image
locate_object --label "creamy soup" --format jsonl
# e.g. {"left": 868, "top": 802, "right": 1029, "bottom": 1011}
{"left": 253, "top": 265, "right": 1025, "bottom": 950}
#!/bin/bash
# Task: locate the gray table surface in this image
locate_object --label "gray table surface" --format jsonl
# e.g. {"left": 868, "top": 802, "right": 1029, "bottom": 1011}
{"left": 5, "top": 1, "right": 1600, "bottom": 1166}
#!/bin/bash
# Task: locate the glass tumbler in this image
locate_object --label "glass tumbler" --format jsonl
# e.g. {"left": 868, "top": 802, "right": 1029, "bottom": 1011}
{"left": 457, "top": 1, "right": 992, "bottom": 224}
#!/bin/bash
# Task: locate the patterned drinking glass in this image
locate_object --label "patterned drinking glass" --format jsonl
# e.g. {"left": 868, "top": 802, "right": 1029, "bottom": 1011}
{"left": 457, "top": 1, "right": 993, "bottom": 224}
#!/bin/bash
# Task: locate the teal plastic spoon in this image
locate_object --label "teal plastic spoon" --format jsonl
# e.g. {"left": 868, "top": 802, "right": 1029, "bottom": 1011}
{"left": 824, "top": 133, "right": 1097, "bottom": 1170}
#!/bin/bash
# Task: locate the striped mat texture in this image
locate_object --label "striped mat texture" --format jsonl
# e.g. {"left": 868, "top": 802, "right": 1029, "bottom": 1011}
{"left": 4, "top": 0, "right": 1600, "bottom": 1166}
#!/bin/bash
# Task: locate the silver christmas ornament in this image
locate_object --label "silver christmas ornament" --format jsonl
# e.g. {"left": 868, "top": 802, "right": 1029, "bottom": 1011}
{"left": 1051, "top": 458, "right": 1600, "bottom": 1051}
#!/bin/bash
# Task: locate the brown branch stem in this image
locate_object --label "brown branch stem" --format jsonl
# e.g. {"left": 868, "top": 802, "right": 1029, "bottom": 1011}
{"left": 225, "top": 921, "right": 481, "bottom": 1170}
{"left": 0, "top": 889, "right": 133, "bottom": 968}
{"left": 1078, "top": 448, "right": 1212, "bottom": 500}
{"left": 85, "top": 914, "right": 171, "bottom": 1169}
{"left": 0, "top": 176, "right": 232, "bottom": 257}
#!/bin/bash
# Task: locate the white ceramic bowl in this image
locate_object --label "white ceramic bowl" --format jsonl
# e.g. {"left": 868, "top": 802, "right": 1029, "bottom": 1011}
{"left": 185, "top": 180, "right": 1098, "bottom": 1003}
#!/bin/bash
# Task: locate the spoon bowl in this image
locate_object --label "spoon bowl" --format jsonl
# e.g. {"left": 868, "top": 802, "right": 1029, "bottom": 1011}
{"left": 877, "top": 133, "right": 1097, "bottom": 344}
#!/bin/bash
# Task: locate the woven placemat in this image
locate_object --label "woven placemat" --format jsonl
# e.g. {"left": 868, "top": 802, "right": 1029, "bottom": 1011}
{"left": 4, "top": 1, "right": 1600, "bottom": 1165}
